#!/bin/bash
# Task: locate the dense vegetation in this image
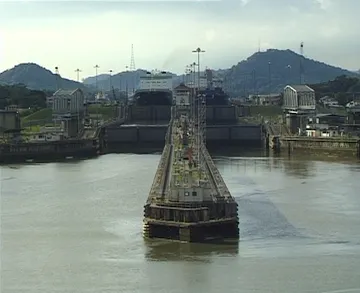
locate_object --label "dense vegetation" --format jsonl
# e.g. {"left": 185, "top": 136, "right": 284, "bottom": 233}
{"left": 309, "top": 75, "right": 360, "bottom": 105}
{"left": 0, "top": 84, "right": 51, "bottom": 110}
{"left": 223, "top": 49, "right": 359, "bottom": 96}
{"left": 0, "top": 63, "right": 87, "bottom": 91}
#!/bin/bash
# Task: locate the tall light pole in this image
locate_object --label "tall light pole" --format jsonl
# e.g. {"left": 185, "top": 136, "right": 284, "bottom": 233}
{"left": 109, "top": 69, "right": 113, "bottom": 92}
{"left": 75, "top": 68, "right": 82, "bottom": 82}
{"left": 55, "top": 66, "right": 60, "bottom": 91}
{"left": 268, "top": 61, "right": 272, "bottom": 92}
{"left": 189, "top": 62, "right": 196, "bottom": 120}
{"left": 286, "top": 65, "right": 292, "bottom": 86}
{"left": 94, "top": 65, "right": 100, "bottom": 126}
{"left": 94, "top": 65, "right": 100, "bottom": 91}
{"left": 75, "top": 68, "right": 82, "bottom": 136}
{"left": 192, "top": 47, "right": 205, "bottom": 90}
{"left": 192, "top": 48, "right": 205, "bottom": 169}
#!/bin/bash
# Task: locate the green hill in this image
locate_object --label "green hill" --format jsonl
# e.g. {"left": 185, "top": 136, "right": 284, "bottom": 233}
{"left": 0, "top": 63, "right": 88, "bottom": 91}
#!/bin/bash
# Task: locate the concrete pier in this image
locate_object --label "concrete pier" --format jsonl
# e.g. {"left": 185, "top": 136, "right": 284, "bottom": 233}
{"left": 0, "top": 139, "right": 98, "bottom": 163}
{"left": 143, "top": 105, "right": 239, "bottom": 243}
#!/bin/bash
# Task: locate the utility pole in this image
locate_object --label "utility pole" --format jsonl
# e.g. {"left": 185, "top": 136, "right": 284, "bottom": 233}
{"left": 75, "top": 68, "right": 82, "bottom": 82}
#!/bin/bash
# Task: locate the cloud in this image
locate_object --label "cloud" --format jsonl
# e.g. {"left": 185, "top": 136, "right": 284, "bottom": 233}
{"left": 315, "top": 0, "right": 332, "bottom": 10}
{"left": 0, "top": 0, "right": 359, "bottom": 77}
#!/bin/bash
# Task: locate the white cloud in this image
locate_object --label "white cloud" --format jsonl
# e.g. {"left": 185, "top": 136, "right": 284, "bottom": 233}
{"left": 240, "top": 0, "right": 251, "bottom": 6}
{"left": 315, "top": 0, "right": 332, "bottom": 10}
{"left": 205, "top": 30, "right": 216, "bottom": 42}
{"left": 0, "top": 0, "right": 359, "bottom": 78}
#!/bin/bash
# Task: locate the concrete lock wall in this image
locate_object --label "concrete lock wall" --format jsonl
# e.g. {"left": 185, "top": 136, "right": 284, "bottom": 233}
{"left": 206, "top": 108, "right": 215, "bottom": 121}
{"left": 103, "top": 124, "right": 263, "bottom": 145}
{"left": 207, "top": 126, "right": 230, "bottom": 141}
{"left": 153, "top": 106, "right": 171, "bottom": 121}
{"left": 138, "top": 126, "right": 168, "bottom": 142}
{"left": 106, "top": 127, "right": 138, "bottom": 142}
{"left": 214, "top": 106, "right": 237, "bottom": 123}
{"left": 0, "top": 111, "right": 20, "bottom": 133}
{"left": 281, "top": 137, "right": 359, "bottom": 153}
{"left": 230, "top": 125, "right": 262, "bottom": 140}
{"left": 128, "top": 106, "right": 171, "bottom": 122}
{"left": 129, "top": 106, "right": 152, "bottom": 121}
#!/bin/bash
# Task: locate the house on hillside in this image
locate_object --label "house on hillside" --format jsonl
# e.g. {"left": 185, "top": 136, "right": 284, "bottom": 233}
{"left": 319, "top": 96, "right": 339, "bottom": 107}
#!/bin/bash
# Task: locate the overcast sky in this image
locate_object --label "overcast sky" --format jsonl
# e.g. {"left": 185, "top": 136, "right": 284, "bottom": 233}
{"left": 0, "top": 0, "right": 359, "bottom": 80}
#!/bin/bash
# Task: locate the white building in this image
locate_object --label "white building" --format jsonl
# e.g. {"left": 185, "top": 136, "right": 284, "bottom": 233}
{"left": 283, "top": 85, "right": 316, "bottom": 112}
{"left": 185, "top": 74, "right": 208, "bottom": 89}
{"left": 139, "top": 71, "right": 173, "bottom": 91}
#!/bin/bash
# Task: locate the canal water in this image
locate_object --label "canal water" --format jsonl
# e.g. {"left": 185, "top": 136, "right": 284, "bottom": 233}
{"left": 1, "top": 151, "right": 360, "bottom": 293}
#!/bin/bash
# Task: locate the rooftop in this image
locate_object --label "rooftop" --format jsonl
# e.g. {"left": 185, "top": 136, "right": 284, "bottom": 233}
{"left": 286, "top": 85, "right": 314, "bottom": 92}
{"left": 174, "top": 83, "right": 191, "bottom": 91}
{"left": 315, "top": 113, "right": 346, "bottom": 118}
{"left": 53, "top": 88, "right": 81, "bottom": 96}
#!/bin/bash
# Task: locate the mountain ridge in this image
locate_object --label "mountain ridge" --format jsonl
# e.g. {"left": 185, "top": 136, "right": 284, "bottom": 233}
{"left": 1, "top": 49, "right": 359, "bottom": 95}
{"left": 0, "top": 63, "right": 87, "bottom": 92}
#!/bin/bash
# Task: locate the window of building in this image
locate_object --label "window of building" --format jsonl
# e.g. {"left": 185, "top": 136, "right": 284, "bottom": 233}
{"left": 192, "top": 191, "right": 197, "bottom": 197}
{"left": 184, "top": 191, "right": 189, "bottom": 196}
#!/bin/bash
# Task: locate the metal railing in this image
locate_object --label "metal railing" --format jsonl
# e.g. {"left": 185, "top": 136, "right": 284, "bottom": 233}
{"left": 201, "top": 145, "right": 232, "bottom": 200}
{"left": 148, "top": 118, "right": 174, "bottom": 201}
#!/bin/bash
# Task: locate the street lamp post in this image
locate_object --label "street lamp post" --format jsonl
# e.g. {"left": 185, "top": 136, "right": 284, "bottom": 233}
{"left": 268, "top": 61, "right": 272, "bottom": 92}
{"left": 192, "top": 47, "right": 205, "bottom": 90}
{"left": 94, "top": 64, "right": 100, "bottom": 126}
{"left": 109, "top": 69, "right": 113, "bottom": 92}
{"left": 192, "top": 48, "right": 205, "bottom": 167}
{"left": 75, "top": 68, "right": 82, "bottom": 82}
{"left": 94, "top": 65, "right": 100, "bottom": 91}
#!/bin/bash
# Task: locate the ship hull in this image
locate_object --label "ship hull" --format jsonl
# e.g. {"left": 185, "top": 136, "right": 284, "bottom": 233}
{"left": 143, "top": 217, "right": 239, "bottom": 243}
{"left": 143, "top": 201, "right": 239, "bottom": 243}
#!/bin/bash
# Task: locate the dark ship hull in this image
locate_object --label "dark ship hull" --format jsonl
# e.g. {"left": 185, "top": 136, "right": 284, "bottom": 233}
{"left": 131, "top": 89, "right": 173, "bottom": 106}
{"left": 198, "top": 87, "right": 230, "bottom": 106}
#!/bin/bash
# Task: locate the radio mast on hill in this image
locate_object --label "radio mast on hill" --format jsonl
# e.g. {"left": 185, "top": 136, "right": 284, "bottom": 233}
{"left": 130, "top": 44, "right": 136, "bottom": 71}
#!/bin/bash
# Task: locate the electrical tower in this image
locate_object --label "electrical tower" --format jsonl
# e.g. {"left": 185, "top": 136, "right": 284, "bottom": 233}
{"left": 129, "top": 44, "right": 136, "bottom": 71}
{"left": 300, "top": 42, "right": 304, "bottom": 84}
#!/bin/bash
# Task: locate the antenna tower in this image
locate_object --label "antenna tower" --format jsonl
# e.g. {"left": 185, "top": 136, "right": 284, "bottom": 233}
{"left": 300, "top": 41, "right": 304, "bottom": 84}
{"left": 130, "top": 44, "right": 136, "bottom": 71}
